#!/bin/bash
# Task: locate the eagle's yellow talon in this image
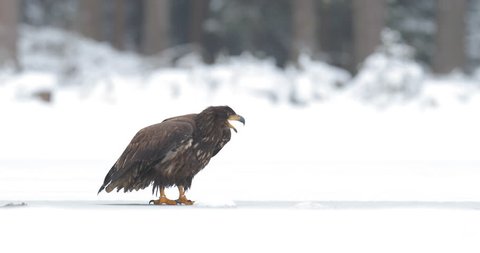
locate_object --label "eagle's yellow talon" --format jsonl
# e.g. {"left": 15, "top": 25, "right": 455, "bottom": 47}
{"left": 149, "top": 196, "right": 177, "bottom": 205}
{"left": 176, "top": 197, "right": 194, "bottom": 205}
{"left": 176, "top": 186, "right": 194, "bottom": 205}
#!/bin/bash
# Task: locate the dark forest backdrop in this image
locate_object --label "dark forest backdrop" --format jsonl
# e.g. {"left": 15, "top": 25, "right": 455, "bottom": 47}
{"left": 0, "top": 0, "right": 477, "bottom": 74}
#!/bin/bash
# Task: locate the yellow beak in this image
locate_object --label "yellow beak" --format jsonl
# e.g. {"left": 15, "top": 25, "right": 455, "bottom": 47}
{"left": 227, "top": 114, "right": 245, "bottom": 133}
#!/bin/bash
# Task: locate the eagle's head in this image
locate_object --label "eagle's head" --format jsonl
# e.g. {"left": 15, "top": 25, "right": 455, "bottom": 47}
{"left": 200, "top": 106, "right": 245, "bottom": 133}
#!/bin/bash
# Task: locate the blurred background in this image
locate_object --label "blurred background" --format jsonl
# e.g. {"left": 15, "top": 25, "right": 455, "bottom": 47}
{"left": 1, "top": 0, "right": 480, "bottom": 202}
{"left": 0, "top": 0, "right": 479, "bottom": 104}
{"left": 2, "top": 0, "right": 479, "bottom": 71}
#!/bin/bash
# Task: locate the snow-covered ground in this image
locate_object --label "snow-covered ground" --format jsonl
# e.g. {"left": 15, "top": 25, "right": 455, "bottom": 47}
{"left": 2, "top": 201, "right": 480, "bottom": 253}
{"left": 1, "top": 26, "right": 480, "bottom": 253}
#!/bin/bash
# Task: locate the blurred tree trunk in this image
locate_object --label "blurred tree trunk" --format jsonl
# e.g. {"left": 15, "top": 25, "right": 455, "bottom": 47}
{"left": 291, "top": 0, "right": 317, "bottom": 62}
{"left": 142, "top": 0, "right": 170, "bottom": 55}
{"left": 352, "top": 0, "right": 386, "bottom": 71}
{"left": 112, "top": 0, "right": 125, "bottom": 50}
{"left": 0, "top": 0, "right": 19, "bottom": 69}
{"left": 433, "top": 0, "right": 466, "bottom": 73}
{"left": 189, "top": 0, "right": 210, "bottom": 62}
{"left": 76, "top": 0, "right": 104, "bottom": 41}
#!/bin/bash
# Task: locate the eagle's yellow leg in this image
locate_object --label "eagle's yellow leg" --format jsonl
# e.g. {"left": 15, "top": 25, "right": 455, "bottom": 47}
{"left": 149, "top": 187, "right": 177, "bottom": 205}
{"left": 176, "top": 186, "right": 194, "bottom": 205}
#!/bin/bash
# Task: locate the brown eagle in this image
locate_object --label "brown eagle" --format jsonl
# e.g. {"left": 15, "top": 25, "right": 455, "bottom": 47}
{"left": 98, "top": 106, "right": 244, "bottom": 205}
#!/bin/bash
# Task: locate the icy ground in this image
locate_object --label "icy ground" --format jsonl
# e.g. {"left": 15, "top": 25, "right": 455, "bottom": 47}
{"left": 2, "top": 26, "right": 480, "bottom": 253}
{"left": 2, "top": 200, "right": 480, "bottom": 253}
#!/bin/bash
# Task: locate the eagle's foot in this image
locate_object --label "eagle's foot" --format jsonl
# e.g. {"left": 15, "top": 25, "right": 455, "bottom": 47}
{"left": 149, "top": 196, "right": 177, "bottom": 205}
{"left": 176, "top": 196, "right": 194, "bottom": 205}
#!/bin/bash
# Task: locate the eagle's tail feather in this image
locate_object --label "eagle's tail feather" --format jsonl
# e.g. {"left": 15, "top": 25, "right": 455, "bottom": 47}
{"left": 98, "top": 162, "right": 156, "bottom": 194}
{"left": 97, "top": 164, "right": 119, "bottom": 194}
{"left": 97, "top": 185, "right": 105, "bottom": 195}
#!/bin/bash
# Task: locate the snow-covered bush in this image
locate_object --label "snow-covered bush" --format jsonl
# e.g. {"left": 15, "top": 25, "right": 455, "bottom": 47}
{"left": 351, "top": 29, "right": 425, "bottom": 106}
{"left": 288, "top": 55, "right": 351, "bottom": 105}
{"left": 13, "top": 25, "right": 353, "bottom": 106}
{"left": 19, "top": 25, "right": 144, "bottom": 85}
{"left": 10, "top": 25, "right": 467, "bottom": 108}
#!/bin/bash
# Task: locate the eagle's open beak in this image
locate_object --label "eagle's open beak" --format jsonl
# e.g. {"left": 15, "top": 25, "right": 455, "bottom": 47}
{"left": 227, "top": 114, "right": 245, "bottom": 133}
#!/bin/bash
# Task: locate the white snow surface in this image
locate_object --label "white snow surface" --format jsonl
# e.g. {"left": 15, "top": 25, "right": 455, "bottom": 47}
{"left": 2, "top": 26, "right": 480, "bottom": 253}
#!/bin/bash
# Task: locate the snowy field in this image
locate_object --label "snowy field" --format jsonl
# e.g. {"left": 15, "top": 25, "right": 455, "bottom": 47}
{"left": 2, "top": 26, "right": 480, "bottom": 253}
{"left": 2, "top": 201, "right": 480, "bottom": 253}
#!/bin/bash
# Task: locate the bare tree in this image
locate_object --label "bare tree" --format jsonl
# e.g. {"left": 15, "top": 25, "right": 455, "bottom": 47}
{"left": 291, "top": 0, "right": 317, "bottom": 62}
{"left": 433, "top": 0, "right": 466, "bottom": 73}
{"left": 0, "top": 0, "right": 18, "bottom": 68}
{"left": 76, "top": 0, "right": 104, "bottom": 41}
{"left": 142, "top": 0, "right": 170, "bottom": 55}
{"left": 112, "top": 0, "right": 126, "bottom": 50}
{"left": 352, "top": 0, "right": 386, "bottom": 71}
{"left": 189, "top": 0, "right": 209, "bottom": 51}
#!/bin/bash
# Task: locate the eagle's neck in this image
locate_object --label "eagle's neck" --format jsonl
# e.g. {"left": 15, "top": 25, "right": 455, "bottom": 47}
{"left": 194, "top": 112, "right": 224, "bottom": 144}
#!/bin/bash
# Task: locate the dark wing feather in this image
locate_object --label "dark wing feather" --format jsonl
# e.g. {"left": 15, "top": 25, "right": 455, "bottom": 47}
{"left": 98, "top": 115, "right": 196, "bottom": 193}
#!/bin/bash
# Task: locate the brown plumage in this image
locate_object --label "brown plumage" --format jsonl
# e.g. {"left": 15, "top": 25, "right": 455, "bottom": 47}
{"left": 98, "top": 106, "right": 245, "bottom": 205}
